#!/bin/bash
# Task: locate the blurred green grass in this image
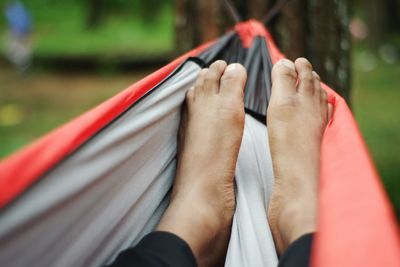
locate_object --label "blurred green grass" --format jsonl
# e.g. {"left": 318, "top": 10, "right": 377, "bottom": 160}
{"left": 1, "top": 0, "right": 174, "bottom": 57}
{"left": 352, "top": 57, "right": 400, "bottom": 217}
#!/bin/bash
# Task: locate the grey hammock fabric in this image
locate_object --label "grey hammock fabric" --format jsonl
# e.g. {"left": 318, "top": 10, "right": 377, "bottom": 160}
{"left": 0, "top": 60, "right": 277, "bottom": 266}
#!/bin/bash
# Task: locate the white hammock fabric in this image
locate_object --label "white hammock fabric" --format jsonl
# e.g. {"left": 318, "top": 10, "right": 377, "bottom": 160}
{"left": 0, "top": 61, "right": 277, "bottom": 267}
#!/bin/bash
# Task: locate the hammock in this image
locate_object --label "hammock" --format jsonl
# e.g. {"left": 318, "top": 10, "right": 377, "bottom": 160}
{"left": 0, "top": 20, "right": 399, "bottom": 267}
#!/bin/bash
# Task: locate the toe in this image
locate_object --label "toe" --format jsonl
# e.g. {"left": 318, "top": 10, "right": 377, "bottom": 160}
{"left": 319, "top": 87, "right": 331, "bottom": 123}
{"left": 312, "top": 71, "right": 320, "bottom": 81}
{"left": 295, "top": 58, "right": 315, "bottom": 96}
{"left": 186, "top": 86, "right": 195, "bottom": 103}
{"left": 312, "top": 71, "right": 322, "bottom": 98}
{"left": 194, "top": 68, "right": 208, "bottom": 98}
{"left": 271, "top": 59, "right": 297, "bottom": 98}
{"left": 320, "top": 87, "right": 328, "bottom": 104}
{"left": 328, "top": 103, "right": 333, "bottom": 121}
{"left": 219, "top": 63, "right": 247, "bottom": 98}
{"left": 204, "top": 60, "right": 227, "bottom": 95}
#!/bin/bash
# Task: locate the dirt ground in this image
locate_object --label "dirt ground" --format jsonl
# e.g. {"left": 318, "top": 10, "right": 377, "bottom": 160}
{"left": 0, "top": 66, "right": 152, "bottom": 157}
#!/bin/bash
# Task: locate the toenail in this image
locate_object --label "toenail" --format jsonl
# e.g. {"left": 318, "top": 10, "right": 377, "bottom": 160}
{"left": 312, "top": 71, "right": 320, "bottom": 80}
{"left": 277, "top": 59, "right": 295, "bottom": 70}
{"left": 201, "top": 68, "right": 209, "bottom": 74}
{"left": 295, "top": 58, "right": 312, "bottom": 69}
{"left": 225, "top": 63, "right": 240, "bottom": 73}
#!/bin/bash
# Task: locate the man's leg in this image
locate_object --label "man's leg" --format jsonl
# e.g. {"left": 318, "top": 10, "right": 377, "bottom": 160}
{"left": 156, "top": 61, "right": 247, "bottom": 266}
{"left": 267, "top": 58, "right": 332, "bottom": 256}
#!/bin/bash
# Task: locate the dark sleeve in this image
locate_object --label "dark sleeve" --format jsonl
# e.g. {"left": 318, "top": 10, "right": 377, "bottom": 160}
{"left": 106, "top": 231, "right": 197, "bottom": 267}
{"left": 278, "top": 233, "right": 313, "bottom": 267}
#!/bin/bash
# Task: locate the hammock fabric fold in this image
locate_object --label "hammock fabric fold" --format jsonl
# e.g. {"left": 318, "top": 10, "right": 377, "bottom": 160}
{"left": 0, "top": 20, "right": 399, "bottom": 267}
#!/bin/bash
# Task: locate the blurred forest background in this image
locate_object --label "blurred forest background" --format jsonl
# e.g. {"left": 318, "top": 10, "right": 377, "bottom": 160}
{"left": 0, "top": 0, "right": 399, "bottom": 217}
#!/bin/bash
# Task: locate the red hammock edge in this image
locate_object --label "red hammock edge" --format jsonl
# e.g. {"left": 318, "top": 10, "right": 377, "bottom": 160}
{"left": 0, "top": 19, "right": 398, "bottom": 267}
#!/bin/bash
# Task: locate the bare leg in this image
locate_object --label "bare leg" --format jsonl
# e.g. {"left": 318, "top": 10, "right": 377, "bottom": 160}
{"left": 157, "top": 61, "right": 247, "bottom": 267}
{"left": 267, "top": 58, "right": 333, "bottom": 254}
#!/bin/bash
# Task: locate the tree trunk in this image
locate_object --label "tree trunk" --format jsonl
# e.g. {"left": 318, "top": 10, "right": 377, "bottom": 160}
{"left": 87, "top": 0, "right": 103, "bottom": 29}
{"left": 174, "top": 0, "right": 352, "bottom": 103}
{"left": 307, "top": 0, "right": 352, "bottom": 101}
{"left": 363, "top": 0, "right": 400, "bottom": 49}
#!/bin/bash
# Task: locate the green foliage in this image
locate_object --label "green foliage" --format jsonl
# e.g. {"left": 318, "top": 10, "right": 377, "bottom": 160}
{"left": 352, "top": 54, "right": 400, "bottom": 218}
{"left": 0, "top": 0, "right": 174, "bottom": 57}
{"left": 103, "top": 0, "right": 172, "bottom": 22}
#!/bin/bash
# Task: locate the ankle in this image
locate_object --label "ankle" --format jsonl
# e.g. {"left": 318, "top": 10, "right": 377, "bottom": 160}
{"left": 157, "top": 195, "right": 228, "bottom": 260}
{"left": 276, "top": 199, "right": 317, "bottom": 252}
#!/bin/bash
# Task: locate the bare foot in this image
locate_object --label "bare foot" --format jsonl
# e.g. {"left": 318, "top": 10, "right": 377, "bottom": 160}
{"left": 157, "top": 60, "right": 247, "bottom": 266}
{"left": 267, "top": 58, "right": 333, "bottom": 254}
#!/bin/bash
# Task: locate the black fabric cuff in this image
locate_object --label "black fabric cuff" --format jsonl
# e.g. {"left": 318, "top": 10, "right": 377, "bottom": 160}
{"left": 108, "top": 231, "right": 197, "bottom": 267}
{"left": 278, "top": 233, "right": 314, "bottom": 267}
